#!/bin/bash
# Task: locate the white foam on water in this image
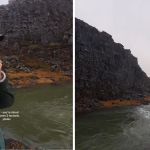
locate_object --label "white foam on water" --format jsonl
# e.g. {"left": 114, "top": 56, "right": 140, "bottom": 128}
{"left": 137, "top": 106, "right": 150, "bottom": 119}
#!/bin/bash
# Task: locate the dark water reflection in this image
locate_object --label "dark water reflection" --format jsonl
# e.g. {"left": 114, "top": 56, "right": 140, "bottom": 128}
{"left": 76, "top": 105, "right": 150, "bottom": 150}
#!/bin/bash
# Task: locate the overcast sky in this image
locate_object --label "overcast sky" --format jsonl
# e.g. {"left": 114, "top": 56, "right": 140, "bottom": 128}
{"left": 76, "top": 0, "right": 150, "bottom": 76}
{"left": 0, "top": 0, "right": 8, "bottom": 5}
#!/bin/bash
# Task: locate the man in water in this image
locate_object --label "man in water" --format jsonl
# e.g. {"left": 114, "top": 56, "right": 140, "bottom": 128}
{"left": 0, "top": 34, "right": 14, "bottom": 108}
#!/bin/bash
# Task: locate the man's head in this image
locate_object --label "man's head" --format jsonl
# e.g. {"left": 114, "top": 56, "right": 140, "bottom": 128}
{"left": 0, "top": 35, "right": 5, "bottom": 41}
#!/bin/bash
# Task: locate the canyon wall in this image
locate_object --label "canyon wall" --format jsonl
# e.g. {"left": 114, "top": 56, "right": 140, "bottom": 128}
{"left": 0, "top": 0, "right": 72, "bottom": 74}
{"left": 76, "top": 18, "right": 150, "bottom": 112}
{"left": 0, "top": 0, "right": 72, "bottom": 45}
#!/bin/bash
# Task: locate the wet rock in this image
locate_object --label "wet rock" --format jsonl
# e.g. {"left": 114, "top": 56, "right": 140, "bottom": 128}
{"left": 2, "top": 55, "right": 32, "bottom": 72}
{"left": 50, "top": 64, "right": 59, "bottom": 72}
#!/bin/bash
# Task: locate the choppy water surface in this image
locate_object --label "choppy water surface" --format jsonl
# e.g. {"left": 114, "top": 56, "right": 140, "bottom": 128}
{"left": 76, "top": 105, "right": 150, "bottom": 150}
{"left": 0, "top": 84, "right": 72, "bottom": 149}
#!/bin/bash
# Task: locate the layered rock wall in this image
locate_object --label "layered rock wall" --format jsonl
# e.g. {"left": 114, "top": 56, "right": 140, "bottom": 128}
{"left": 76, "top": 18, "right": 150, "bottom": 112}
{"left": 0, "top": 0, "right": 72, "bottom": 45}
{"left": 0, "top": 0, "right": 72, "bottom": 73}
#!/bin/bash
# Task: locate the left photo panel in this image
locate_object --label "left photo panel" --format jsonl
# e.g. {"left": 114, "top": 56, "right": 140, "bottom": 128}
{"left": 0, "top": 0, "right": 73, "bottom": 149}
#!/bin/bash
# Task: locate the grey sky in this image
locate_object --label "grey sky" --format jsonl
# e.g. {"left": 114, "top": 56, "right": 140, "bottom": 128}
{"left": 76, "top": 0, "right": 150, "bottom": 76}
{"left": 0, "top": 0, "right": 8, "bottom": 5}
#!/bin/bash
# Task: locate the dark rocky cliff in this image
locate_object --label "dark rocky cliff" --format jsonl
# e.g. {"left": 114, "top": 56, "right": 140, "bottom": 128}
{"left": 76, "top": 18, "right": 150, "bottom": 112}
{"left": 1, "top": 0, "right": 72, "bottom": 45}
{"left": 0, "top": 0, "right": 72, "bottom": 73}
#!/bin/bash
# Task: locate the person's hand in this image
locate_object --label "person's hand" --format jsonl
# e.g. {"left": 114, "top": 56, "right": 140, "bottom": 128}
{"left": 0, "top": 60, "right": 3, "bottom": 80}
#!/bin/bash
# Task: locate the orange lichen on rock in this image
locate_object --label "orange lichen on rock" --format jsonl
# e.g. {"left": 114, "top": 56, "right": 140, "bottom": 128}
{"left": 100, "top": 99, "right": 142, "bottom": 108}
{"left": 100, "top": 97, "right": 150, "bottom": 109}
{"left": 7, "top": 70, "right": 71, "bottom": 88}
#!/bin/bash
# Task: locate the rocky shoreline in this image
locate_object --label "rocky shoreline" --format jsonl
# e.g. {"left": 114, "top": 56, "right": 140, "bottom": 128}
{"left": 0, "top": 44, "right": 72, "bottom": 88}
{"left": 7, "top": 70, "right": 71, "bottom": 88}
{"left": 76, "top": 97, "right": 150, "bottom": 113}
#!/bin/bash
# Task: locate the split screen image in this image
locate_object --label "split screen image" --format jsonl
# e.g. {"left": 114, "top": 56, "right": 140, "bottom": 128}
{"left": 0, "top": 0, "right": 150, "bottom": 150}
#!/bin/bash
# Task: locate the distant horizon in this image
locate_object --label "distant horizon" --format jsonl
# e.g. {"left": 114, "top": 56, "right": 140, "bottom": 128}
{"left": 76, "top": 0, "right": 150, "bottom": 77}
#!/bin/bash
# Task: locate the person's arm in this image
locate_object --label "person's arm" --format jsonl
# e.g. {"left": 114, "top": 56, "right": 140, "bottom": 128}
{"left": 0, "top": 62, "right": 14, "bottom": 109}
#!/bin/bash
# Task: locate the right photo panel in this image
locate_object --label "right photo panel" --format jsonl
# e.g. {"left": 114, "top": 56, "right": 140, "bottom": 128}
{"left": 75, "top": 0, "right": 150, "bottom": 150}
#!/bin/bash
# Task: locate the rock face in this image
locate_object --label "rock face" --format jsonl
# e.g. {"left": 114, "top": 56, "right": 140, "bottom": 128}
{"left": 0, "top": 0, "right": 72, "bottom": 73}
{"left": 0, "top": 0, "right": 72, "bottom": 45}
{"left": 76, "top": 18, "right": 150, "bottom": 112}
